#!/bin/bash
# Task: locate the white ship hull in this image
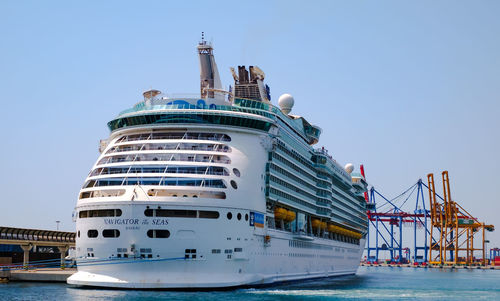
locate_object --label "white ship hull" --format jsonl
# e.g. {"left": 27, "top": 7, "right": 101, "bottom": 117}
{"left": 69, "top": 40, "right": 369, "bottom": 289}
{"left": 68, "top": 203, "right": 365, "bottom": 289}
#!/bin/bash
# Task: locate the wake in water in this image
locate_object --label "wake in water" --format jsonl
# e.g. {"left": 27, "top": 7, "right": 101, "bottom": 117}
{"left": 245, "top": 288, "right": 498, "bottom": 300}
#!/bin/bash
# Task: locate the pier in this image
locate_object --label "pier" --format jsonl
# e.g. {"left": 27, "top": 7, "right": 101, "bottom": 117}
{"left": 1, "top": 268, "right": 75, "bottom": 282}
{"left": 0, "top": 227, "right": 75, "bottom": 282}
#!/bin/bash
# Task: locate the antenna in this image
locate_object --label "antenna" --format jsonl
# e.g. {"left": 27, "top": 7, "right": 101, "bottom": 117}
{"left": 200, "top": 32, "right": 205, "bottom": 45}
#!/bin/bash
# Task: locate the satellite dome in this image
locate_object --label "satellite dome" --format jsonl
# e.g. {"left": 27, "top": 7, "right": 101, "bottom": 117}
{"left": 344, "top": 163, "right": 354, "bottom": 174}
{"left": 278, "top": 94, "right": 294, "bottom": 115}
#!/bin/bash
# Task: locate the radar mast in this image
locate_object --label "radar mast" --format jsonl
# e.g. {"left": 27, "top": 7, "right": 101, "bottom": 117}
{"left": 197, "top": 32, "right": 222, "bottom": 99}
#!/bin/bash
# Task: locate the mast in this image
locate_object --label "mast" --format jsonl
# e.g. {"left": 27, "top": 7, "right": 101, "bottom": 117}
{"left": 197, "top": 32, "right": 222, "bottom": 99}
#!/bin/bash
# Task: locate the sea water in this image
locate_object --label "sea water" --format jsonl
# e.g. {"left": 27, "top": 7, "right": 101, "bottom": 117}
{"left": 0, "top": 266, "right": 498, "bottom": 300}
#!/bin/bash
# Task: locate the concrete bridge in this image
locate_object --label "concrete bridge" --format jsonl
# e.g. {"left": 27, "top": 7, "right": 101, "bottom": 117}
{"left": 0, "top": 227, "right": 75, "bottom": 269}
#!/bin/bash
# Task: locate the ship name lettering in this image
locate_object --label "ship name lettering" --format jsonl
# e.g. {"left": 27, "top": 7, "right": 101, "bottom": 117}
{"left": 152, "top": 219, "right": 169, "bottom": 226}
{"left": 104, "top": 218, "right": 139, "bottom": 225}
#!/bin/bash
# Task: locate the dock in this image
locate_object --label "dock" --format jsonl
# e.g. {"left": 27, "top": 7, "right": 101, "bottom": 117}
{"left": 1, "top": 268, "right": 75, "bottom": 282}
{"left": 0, "top": 226, "right": 76, "bottom": 283}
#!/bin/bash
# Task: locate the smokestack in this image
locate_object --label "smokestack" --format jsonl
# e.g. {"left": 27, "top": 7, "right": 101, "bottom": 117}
{"left": 232, "top": 65, "right": 270, "bottom": 102}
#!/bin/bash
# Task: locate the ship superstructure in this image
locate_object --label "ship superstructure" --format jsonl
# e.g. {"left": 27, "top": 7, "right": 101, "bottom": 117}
{"left": 67, "top": 37, "right": 368, "bottom": 288}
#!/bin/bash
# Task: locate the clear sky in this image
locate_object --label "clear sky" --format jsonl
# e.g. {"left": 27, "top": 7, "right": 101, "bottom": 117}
{"left": 1, "top": 1, "right": 499, "bottom": 252}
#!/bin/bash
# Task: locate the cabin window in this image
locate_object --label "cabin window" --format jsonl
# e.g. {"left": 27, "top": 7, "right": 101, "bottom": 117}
{"left": 90, "top": 177, "right": 226, "bottom": 188}
{"left": 145, "top": 209, "right": 220, "bottom": 219}
{"left": 87, "top": 230, "right": 98, "bottom": 238}
{"left": 159, "top": 209, "right": 196, "bottom": 218}
{"left": 199, "top": 211, "right": 219, "bottom": 219}
{"left": 185, "top": 249, "right": 196, "bottom": 259}
{"left": 147, "top": 230, "right": 170, "bottom": 238}
{"left": 117, "top": 132, "right": 231, "bottom": 142}
{"left": 102, "top": 229, "right": 120, "bottom": 238}
{"left": 79, "top": 189, "right": 125, "bottom": 199}
{"left": 79, "top": 209, "right": 122, "bottom": 218}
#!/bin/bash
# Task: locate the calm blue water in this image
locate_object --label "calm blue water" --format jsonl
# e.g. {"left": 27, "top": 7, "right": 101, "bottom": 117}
{"left": 1, "top": 266, "right": 499, "bottom": 300}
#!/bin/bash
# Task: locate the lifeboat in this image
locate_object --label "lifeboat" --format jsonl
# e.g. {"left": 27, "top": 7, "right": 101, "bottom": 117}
{"left": 312, "top": 219, "right": 327, "bottom": 229}
{"left": 284, "top": 210, "right": 296, "bottom": 222}
{"left": 274, "top": 207, "right": 296, "bottom": 223}
{"left": 328, "top": 224, "right": 362, "bottom": 239}
{"left": 274, "top": 207, "right": 287, "bottom": 220}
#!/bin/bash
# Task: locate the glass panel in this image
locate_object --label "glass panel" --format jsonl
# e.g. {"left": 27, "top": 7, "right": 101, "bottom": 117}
{"left": 87, "top": 230, "right": 98, "bottom": 238}
{"left": 156, "top": 209, "right": 196, "bottom": 218}
{"left": 199, "top": 211, "right": 219, "bottom": 219}
{"left": 108, "top": 113, "right": 272, "bottom": 132}
{"left": 102, "top": 229, "right": 120, "bottom": 238}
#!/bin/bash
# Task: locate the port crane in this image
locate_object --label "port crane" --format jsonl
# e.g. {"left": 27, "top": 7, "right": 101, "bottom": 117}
{"left": 428, "top": 171, "right": 494, "bottom": 265}
{"left": 366, "top": 170, "right": 495, "bottom": 266}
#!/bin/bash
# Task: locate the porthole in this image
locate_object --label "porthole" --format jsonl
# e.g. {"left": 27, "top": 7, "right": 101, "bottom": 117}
{"left": 227, "top": 212, "right": 233, "bottom": 220}
{"left": 77, "top": 230, "right": 80, "bottom": 238}
{"left": 230, "top": 180, "right": 238, "bottom": 189}
{"left": 233, "top": 168, "right": 241, "bottom": 177}
{"left": 237, "top": 213, "right": 242, "bottom": 220}
{"left": 245, "top": 213, "right": 249, "bottom": 221}
{"left": 87, "top": 230, "right": 98, "bottom": 238}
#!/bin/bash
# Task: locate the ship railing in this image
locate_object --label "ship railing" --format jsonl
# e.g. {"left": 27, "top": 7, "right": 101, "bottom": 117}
{"left": 92, "top": 166, "right": 228, "bottom": 176}
{"left": 90, "top": 178, "right": 226, "bottom": 188}
{"left": 120, "top": 138, "right": 150, "bottom": 186}
{"left": 107, "top": 144, "right": 230, "bottom": 153}
{"left": 157, "top": 132, "right": 188, "bottom": 185}
{"left": 103, "top": 155, "right": 231, "bottom": 165}
{"left": 200, "top": 135, "right": 226, "bottom": 187}
{"left": 117, "top": 133, "right": 231, "bottom": 143}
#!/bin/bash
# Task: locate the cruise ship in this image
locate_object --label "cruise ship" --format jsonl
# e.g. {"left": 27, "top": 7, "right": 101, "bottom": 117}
{"left": 67, "top": 37, "right": 369, "bottom": 289}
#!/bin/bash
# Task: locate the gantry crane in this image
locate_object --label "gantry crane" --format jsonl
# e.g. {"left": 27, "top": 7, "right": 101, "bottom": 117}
{"left": 428, "top": 171, "right": 494, "bottom": 265}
